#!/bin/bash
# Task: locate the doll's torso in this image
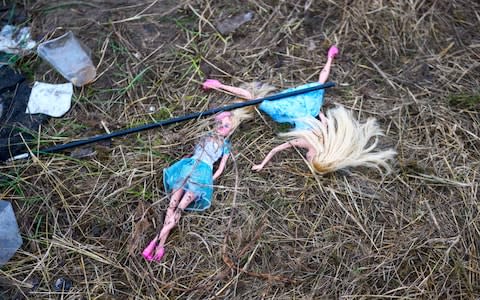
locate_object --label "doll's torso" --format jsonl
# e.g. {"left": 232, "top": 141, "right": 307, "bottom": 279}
{"left": 191, "top": 136, "right": 229, "bottom": 167}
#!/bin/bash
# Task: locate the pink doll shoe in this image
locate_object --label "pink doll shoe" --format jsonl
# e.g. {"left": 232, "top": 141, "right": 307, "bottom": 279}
{"left": 152, "top": 247, "right": 165, "bottom": 262}
{"left": 202, "top": 79, "right": 222, "bottom": 91}
{"left": 328, "top": 45, "right": 339, "bottom": 59}
{"left": 142, "top": 240, "right": 157, "bottom": 261}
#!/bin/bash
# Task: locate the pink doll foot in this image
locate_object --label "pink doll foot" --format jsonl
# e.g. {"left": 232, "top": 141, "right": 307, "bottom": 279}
{"left": 202, "top": 79, "right": 222, "bottom": 91}
{"left": 152, "top": 247, "right": 165, "bottom": 262}
{"left": 328, "top": 45, "right": 339, "bottom": 59}
{"left": 142, "top": 239, "right": 158, "bottom": 261}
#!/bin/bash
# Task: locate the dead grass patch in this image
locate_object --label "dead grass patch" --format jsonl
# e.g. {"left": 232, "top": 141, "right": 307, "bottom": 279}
{"left": 1, "top": 0, "right": 480, "bottom": 298}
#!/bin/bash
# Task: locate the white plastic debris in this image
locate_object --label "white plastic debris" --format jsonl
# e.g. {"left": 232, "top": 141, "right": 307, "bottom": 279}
{"left": 0, "top": 200, "right": 23, "bottom": 266}
{"left": 0, "top": 25, "right": 36, "bottom": 54}
{"left": 26, "top": 82, "right": 73, "bottom": 117}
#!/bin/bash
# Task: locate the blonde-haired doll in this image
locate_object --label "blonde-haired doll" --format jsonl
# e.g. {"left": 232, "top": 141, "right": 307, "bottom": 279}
{"left": 202, "top": 46, "right": 395, "bottom": 175}
{"left": 142, "top": 107, "right": 252, "bottom": 262}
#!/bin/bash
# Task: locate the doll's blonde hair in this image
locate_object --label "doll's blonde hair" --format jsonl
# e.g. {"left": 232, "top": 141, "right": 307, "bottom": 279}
{"left": 228, "top": 107, "right": 253, "bottom": 134}
{"left": 239, "top": 82, "right": 277, "bottom": 99}
{"left": 281, "top": 105, "right": 396, "bottom": 175}
{"left": 225, "top": 82, "right": 277, "bottom": 134}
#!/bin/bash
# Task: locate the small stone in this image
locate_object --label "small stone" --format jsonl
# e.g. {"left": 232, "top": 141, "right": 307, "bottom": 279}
{"left": 70, "top": 147, "right": 96, "bottom": 159}
{"left": 216, "top": 11, "right": 254, "bottom": 35}
{"left": 307, "top": 39, "right": 316, "bottom": 51}
{"left": 53, "top": 277, "right": 73, "bottom": 292}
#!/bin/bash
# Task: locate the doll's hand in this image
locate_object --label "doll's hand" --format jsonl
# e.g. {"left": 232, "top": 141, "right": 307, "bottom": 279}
{"left": 328, "top": 45, "right": 339, "bottom": 59}
{"left": 202, "top": 79, "right": 222, "bottom": 91}
{"left": 251, "top": 164, "right": 264, "bottom": 171}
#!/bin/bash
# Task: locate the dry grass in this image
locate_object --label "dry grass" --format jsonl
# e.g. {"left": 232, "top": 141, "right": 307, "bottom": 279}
{"left": 1, "top": 0, "right": 480, "bottom": 298}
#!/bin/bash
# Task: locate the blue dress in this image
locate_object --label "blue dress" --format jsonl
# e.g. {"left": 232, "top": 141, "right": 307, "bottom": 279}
{"left": 259, "top": 82, "right": 324, "bottom": 130}
{"left": 163, "top": 137, "right": 231, "bottom": 212}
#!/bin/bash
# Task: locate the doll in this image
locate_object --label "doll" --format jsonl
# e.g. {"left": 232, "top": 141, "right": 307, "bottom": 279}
{"left": 202, "top": 45, "right": 395, "bottom": 175}
{"left": 142, "top": 107, "right": 252, "bottom": 262}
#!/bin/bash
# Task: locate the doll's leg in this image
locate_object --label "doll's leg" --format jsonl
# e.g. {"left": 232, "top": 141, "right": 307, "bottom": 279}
{"left": 164, "top": 189, "right": 184, "bottom": 229}
{"left": 156, "top": 189, "right": 185, "bottom": 245}
{"left": 151, "top": 191, "right": 196, "bottom": 261}
{"left": 142, "top": 188, "right": 184, "bottom": 260}
{"left": 318, "top": 45, "right": 339, "bottom": 84}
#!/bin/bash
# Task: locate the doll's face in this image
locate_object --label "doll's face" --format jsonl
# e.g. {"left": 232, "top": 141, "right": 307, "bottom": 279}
{"left": 215, "top": 116, "right": 233, "bottom": 137}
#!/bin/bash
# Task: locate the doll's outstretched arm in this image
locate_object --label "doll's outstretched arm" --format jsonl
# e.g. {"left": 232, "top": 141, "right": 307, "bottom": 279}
{"left": 252, "top": 139, "right": 312, "bottom": 171}
{"left": 318, "top": 45, "right": 339, "bottom": 84}
{"left": 213, "top": 153, "right": 230, "bottom": 180}
{"left": 252, "top": 142, "right": 292, "bottom": 171}
{"left": 203, "top": 79, "right": 253, "bottom": 99}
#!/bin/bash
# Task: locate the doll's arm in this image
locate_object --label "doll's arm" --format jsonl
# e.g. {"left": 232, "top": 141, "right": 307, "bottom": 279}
{"left": 252, "top": 142, "right": 292, "bottom": 171}
{"left": 203, "top": 79, "right": 253, "bottom": 99}
{"left": 318, "top": 45, "right": 339, "bottom": 84}
{"left": 213, "top": 153, "right": 230, "bottom": 180}
{"left": 252, "top": 139, "right": 311, "bottom": 171}
{"left": 319, "top": 111, "right": 328, "bottom": 128}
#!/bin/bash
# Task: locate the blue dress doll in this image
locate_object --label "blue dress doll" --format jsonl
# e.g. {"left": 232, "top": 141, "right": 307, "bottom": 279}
{"left": 142, "top": 109, "right": 252, "bottom": 262}
{"left": 163, "top": 136, "right": 231, "bottom": 212}
{"left": 203, "top": 45, "right": 338, "bottom": 132}
{"left": 203, "top": 45, "right": 395, "bottom": 175}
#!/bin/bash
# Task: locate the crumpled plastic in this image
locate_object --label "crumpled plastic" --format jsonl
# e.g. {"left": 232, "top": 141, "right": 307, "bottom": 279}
{"left": 0, "top": 25, "right": 36, "bottom": 54}
{"left": 26, "top": 82, "right": 73, "bottom": 117}
{"left": 0, "top": 200, "right": 23, "bottom": 266}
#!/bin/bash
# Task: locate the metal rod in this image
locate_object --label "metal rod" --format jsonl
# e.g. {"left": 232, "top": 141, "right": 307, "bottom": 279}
{"left": 11, "top": 82, "right": 335, "bottom": 160}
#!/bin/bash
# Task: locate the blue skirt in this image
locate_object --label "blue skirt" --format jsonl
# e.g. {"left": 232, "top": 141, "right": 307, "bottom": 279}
{"left": 259, "top": 82, "right": 325, "bottom": 127}
{"left": 163, "top": 158, "right": 213, "bottom": 212}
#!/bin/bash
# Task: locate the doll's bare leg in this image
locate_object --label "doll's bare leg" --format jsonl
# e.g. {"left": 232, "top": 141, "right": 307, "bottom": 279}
{"left": 318, "top": 45, "right": 339, "bottom": 84}
{"left": 142, "top": 188, "right": 184, "bottom": 260}
{"left": 151, "top": 191, "right": 196, "bottom": 261}
{"left": 156, "top": 189, "right": 186, "bottom": 245}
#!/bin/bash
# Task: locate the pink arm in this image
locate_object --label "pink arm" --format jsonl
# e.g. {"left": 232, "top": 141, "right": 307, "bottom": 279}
{"left": 252, "top": 139, "right": 312, "bottom": 171}
{"left": 203, "top": 79, "right": 253, "bottom": 99}
{"left": 318, "top": 45, "right": 339, "bottom": 84}
{"left": 319, "top": 112, "right": 328, "bottom": 128}
{"left": 219, "top": 84, "right": 253, "bottom": 99}
{"left": 213, "top": 153, "right": 230, "bottom": 180}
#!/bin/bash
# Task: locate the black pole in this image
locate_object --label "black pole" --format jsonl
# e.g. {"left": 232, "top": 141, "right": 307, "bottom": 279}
{"left": 13, "top": 82, "right": 335, "bottom": 159}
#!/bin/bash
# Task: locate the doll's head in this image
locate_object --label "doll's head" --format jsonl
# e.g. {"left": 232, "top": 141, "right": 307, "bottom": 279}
{"left": 215, "top": 112, "right": 234, "bottom": 137}
{"left": 213, "top": 106, "right": 253, "bottom": 137}
{"left": 207, "top": 81, "right": 274, "bottom": 137}
{"left": 281, "top": 106, "right": 396, "bottom": 175}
